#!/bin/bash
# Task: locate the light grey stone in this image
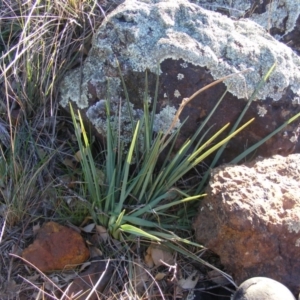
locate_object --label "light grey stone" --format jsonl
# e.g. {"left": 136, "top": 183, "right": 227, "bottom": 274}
{"left": 233, "top": 277, "right": 295, "bottom": 300}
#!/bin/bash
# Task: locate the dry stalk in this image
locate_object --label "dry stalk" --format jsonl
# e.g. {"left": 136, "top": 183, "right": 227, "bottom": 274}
{"left": 161, "top": 67, "right": 254, "bottom": 144}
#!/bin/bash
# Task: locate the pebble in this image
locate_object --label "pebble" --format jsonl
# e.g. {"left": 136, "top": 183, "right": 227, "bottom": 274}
{"left": 232, "top": 277, "right": 296, "bottom": 300}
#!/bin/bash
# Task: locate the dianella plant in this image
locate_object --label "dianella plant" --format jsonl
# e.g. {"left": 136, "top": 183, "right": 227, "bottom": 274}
{"left": 70, "top": 62, "right": 300, "bottom": 245}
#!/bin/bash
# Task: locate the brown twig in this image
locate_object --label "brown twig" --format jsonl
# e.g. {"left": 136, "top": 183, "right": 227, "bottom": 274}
{"left": 161, "top": 67, "right": 254, "bottom": 144}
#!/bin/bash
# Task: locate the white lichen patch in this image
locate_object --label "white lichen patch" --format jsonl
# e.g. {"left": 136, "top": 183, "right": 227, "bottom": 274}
{"left": 59, "top": 72, "right": 89, "bottom": 109}
{"left": 257, "top": 105, "right": 268, "bottom": 117}
{"left": 295, "top": 238, "right": 300, "bottom": 247}
{"left": 290, "top": 135, "right": 298, "bottom": 143}
{"left": 177, "top": 73, "right": 184, "bottom": 80}
{"left": 87, "top": 99, "right": 143, "bottom": 147}
{"left": 180, "top": 62, "right": 188, "bottom": 68}
{"left": 193, "top": 0, "right": 300, "bottom": 38}
{"left": 153, "top": 105, "right": 180, "bottom": 134}
{"left": 174, "top": 90, "right": 181, "bottom": 98}
{"left": 207, "top": 203, "right": 213, "bottom": 211}
{"left": 287, "top": 219, "right": 300, "bottom": 233}
{"left": 292, "top": 97, "right": 300, "bottom": 105}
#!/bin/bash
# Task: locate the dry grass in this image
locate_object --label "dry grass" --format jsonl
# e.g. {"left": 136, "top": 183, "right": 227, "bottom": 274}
{"left": 0, "top": 1, "right": 137, "bottom": 299}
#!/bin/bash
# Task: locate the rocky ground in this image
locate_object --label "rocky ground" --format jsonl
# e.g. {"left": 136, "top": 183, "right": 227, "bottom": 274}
{"left": 1, "top": 0, "right": 300, "bottom": 299}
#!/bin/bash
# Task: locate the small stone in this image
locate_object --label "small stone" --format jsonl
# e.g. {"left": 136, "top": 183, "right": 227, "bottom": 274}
{"left": 233, "top": 277, "right": 295, "bottom": 300}
{"left": 22, "top": 222, "right": 89, "bottom": 272}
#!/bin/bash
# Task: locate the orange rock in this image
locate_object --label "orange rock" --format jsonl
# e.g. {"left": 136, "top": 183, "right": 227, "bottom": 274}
{"left": 22, "top": 222, "right": 89, "bottom": 272}
{"left": 194, "top": 154, "right": 300, "bottom": 295}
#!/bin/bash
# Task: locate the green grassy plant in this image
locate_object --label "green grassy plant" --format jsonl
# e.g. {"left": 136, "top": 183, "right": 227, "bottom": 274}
{"left": 66, "top": 63, "right": 300, "bottom": 299}
{"left": 0, "top": 122, "right": 57, "bottom": 227}
{"left": 70, "top": 62, "right": 300, "bottom": 264}
{"left": 0, "top": 0, "right": 111, "bottom": 227}
{"left": 0, "top": 2, "right": 116, "bottom": 297}
{"left": 70, "top": 72, "right": 254, "bottom": 243}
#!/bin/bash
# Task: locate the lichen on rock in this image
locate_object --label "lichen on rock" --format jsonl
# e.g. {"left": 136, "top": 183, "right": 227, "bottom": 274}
{"left": 153, "top": 105, "right": 180, "bottom": 133}
{"left": 59, "top": 0, "right": 300, "bottom": 158}
{"left": 192, "top": 0, "right": 300, "bottom": 38}
{"left": 86, "top": 98, "right": 180, "bottom": 147}
{"left": 60, "top": 0, "right": 300, "bottom": 107}
{"left": 250, "top": 0, "right": 300, "bottom": 38}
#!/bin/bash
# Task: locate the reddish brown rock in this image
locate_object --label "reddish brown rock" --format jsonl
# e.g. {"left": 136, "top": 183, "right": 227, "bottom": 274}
{"left": 22, "top": 222, "right": 89, "bottom": 272}
{"left": 193, "top": 154, "right": 300, "bottom": 295}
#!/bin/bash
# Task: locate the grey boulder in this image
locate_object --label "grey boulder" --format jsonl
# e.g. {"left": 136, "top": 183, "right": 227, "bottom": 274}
{"left": 59, "top": 0, "right": 300, "bottom": 164}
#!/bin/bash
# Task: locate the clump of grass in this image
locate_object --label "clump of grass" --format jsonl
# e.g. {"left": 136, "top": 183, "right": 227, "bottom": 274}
{"left": 70, "top": 71, "right": 254, "bottom": 243}
{"left": 0, "top": 0, "right": 107, "bottom": 116}
{"left": 0, "top": 0, "right": 120, "bottom": 224}
{"left": 0, "top": 125, "right": 49, "bottom": 226}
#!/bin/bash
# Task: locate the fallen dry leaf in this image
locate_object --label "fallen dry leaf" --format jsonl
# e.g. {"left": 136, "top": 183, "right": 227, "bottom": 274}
{"left": 145, "top": 243, "right": 174, "bottom": 267}
{"left": 155, "top": 272, "right": 166, "bottom": 281}
{"left": 81, "top": 223, "right": 96, "bottom": 233}
{"left": 89, "top": 246, "right": 103, "bottom": 258}
{"left": 62, "top": 158, "right": 77, "bottom": 169}
{"left": 66, "top": 259, "right": 113, "bottom": 300}
{"left": 133, "top": 259, "right": 150, "bottom": 291}
{"left": 74, "top": 149, "right": 84, "bottom": 162}
{"left": 178, "top": 271, "right": 199, "bottom": 289}
{"left": 96, "top": 225, "right": 109, "bottom": 242}
{"left": 79, "top": 261, "right": 91, "bottom": 272}
{"left": 144, "top": 248, "right": 154, "bottom": 268}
